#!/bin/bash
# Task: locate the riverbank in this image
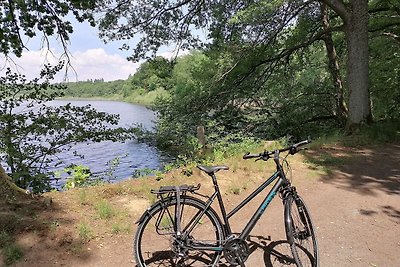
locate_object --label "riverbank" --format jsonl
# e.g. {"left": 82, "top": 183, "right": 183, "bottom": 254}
{"left": 62, "top": 81, "right": 169, "bottom": 107}
{"left": 1, "top": 140, "right": 399, "bottom": 266}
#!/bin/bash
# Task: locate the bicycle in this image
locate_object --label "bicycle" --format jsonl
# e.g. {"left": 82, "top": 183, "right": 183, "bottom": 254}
{"left": 134, "top": 140, "right": 319, "bottom": 267}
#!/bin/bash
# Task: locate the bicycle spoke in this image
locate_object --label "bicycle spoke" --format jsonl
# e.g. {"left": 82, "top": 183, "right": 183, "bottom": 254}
{"left": 135, "top": 197, "right": 223, "bottom": 267}
{"left": 286, "top": 196, "right": 318, "bottom": 267}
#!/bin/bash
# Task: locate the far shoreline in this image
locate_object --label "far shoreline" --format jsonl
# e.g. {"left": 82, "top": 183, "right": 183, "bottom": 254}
{"left": 56, "top": 96, "right": 151, "bottom": 107}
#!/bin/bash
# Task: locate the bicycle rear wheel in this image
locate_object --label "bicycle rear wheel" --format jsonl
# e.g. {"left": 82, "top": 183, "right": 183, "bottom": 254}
{"left": 284, "top": 195, "right": 318, "bottom": 267}
{"left": 134, "top": 196, "right": 224, "bottom": 267}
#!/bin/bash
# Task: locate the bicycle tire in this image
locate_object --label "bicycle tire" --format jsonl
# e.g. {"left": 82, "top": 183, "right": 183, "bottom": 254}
{"left": 134, "top": 196, "right": 224, "bottom": 267}
{"left": 284, "top": 195, "right": 319, "bottom": 267}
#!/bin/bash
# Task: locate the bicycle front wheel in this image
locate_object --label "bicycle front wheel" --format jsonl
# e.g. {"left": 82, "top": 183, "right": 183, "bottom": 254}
{"left": 284, "top": 195, "right": 318, "bottom": 267}
{"left": 134, "top": 196, "right": 224, "bottom": 267}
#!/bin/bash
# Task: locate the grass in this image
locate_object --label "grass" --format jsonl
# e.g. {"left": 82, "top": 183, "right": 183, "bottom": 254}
{"left": 0, "top": 230, "right": 12, "bottom": 248}
{"left": 3, "top": 244, "right": 24, "bottom": 266}
{"left": 348, "top": 120, "right": 400, "bottom": 145}
{"left": 310, "top": 120, "right": 400, "bottom": 148}
{"left": 304, "top": 152, "right": 350, "bottom": 169}
{"left": 78, "top": 189, "right": 88, "bottom": 205}
{"left": 49, "top": 220, "right": 60, "bottom": 232}
{"left": 229, "top": 185, "right": 242, "bottom": 195}
{"left": 111, "top": 223, "right": 123, "bottom": 234}
{"left": 0, "top": 229, "right": 23, "bottom": 266}
{"left": 78, "top": 222, "right": 93, "bottom": 241}
{"left": 95, "top": 199, "right": 114, "bottom": 219}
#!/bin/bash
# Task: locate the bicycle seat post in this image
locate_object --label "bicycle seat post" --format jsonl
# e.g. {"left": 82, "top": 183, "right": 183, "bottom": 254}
{"left": 210, "top": 172, "right": 233, "bottom": 236}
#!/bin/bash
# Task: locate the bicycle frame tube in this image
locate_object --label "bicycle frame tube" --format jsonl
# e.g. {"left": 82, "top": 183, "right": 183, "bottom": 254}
{"left": 239, "top": 175, "right": 284, "bottom": 240}
{"left": 182, "top": 191, "right": 219, "bottom": 237}
{"left": 183, "top": 171, "right": 286, "bottom": 251}
{"left": 227, "top": 171, "right": 280, "bottom": 219}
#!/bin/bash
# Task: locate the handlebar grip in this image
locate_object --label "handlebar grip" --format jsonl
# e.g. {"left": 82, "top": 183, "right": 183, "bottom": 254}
{"left": 289, "top": 139, "right": 311, "bottom": 155}
{"left": 243, "top": 152, "right": 261, "bottom": 159}
{"left": 293, "top": 139, "right": 311, "bottom": 148}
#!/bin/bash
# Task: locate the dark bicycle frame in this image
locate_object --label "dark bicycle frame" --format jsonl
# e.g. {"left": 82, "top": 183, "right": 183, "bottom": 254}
{"left": 180, "top": 152, "right": 289, "bottom": 252}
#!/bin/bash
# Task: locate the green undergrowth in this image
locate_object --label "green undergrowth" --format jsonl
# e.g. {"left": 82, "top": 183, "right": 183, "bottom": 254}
{"left": 0, "top": 229, "right": 23, "bottom": 266}
{"left": 310, "top": 120, "right": 400, "bottom": 148}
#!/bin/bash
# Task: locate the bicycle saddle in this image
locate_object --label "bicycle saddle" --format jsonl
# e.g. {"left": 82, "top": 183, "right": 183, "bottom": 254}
{"left": 197, "top": 165, "right": 229, "bottom": 175}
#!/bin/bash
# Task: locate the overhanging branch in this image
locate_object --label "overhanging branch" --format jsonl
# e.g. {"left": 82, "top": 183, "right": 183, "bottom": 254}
{"left": 255, "top": 25, "right": 344, "bottom": 69}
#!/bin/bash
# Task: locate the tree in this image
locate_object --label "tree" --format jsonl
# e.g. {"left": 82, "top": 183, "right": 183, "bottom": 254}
{"left": 153, "top": 52, "right": 219, "bottom": 150}
{"left": 1, "top": 0, "right": 101, "bottom": 196}
{"left": 0, "top": 0, "right": 97, "bottom": 58}
{"left": 0, "top": 1, "right": 145, "bottom": 196}
{"left": 321, "top": 0, "right": 371, "bottom": 130}
{"left": 98, "top": 0, "right": 400, "bottom": 130}
{"left": 0, "top": 65, "right": 133, "bottom": 193}
{"left": 129, "top": 57, "right": 174, "bottom": 91}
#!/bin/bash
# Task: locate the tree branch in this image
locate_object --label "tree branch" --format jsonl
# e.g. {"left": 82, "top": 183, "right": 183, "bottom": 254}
{"left": 319, "top": 0, "right": 350, "bottom": 22}
{"left": 255, "top": 25, "right": 344, "bottom": 69}
{"left": 369, "top": 21, "right": 400, "bottom": 33}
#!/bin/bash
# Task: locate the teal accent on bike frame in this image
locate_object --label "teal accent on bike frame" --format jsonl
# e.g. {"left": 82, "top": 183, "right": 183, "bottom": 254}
{"left": 261, "top": 173, "right": 278, "bottom": 213}
{"left": 259, "top": 172, "right": 279, "bottom": 212}
{"left": 261, "top": 191, "right": 277, "bottom": 212}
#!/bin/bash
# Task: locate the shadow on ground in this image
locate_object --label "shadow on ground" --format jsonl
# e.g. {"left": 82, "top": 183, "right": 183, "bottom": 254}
{"left": 304, "top": 142, "right": 400, "bottom": 196}
{"left": 0, "top": 196, "right": 94, "bottom": 266}
{"left": 218, "top": 236, "right": 298, "bottom": 267}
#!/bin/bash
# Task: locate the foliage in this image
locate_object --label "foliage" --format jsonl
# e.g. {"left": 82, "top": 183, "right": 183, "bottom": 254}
{"left": 369, "top": 36, "right": 400, "bottom": 120}
{"left": 63, "top": 165, "right": 92, "bottom": 190}
{"left": 63, "top": 79, "right": 126, "bottom": 99}
{"left": 0, "top": 66, "right": 134, "bottom": 193}
{"left": 132, "top": 168, "right": 154, "bottom": 178}
{"left": 1, "top": 0, "right": 97, "bottom": 57}
{"left": 61, "top": 58, "right": 173, "bottom": 106}
{"left": 102, "top": 156, "right": 122, "bottom": 182}
{"left": 129, "top": 57, "right": 174, "bottom": 91}
{"left": 98, "top": 0, "right": 400, "bottom": 129}
{"left": 150, "top": 49, "right": 337, "bottom": 156}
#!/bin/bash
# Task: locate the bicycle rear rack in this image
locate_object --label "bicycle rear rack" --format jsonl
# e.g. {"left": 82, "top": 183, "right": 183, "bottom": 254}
{"left": 151, "top": 183, "right": 201, "bottom": 195}
{"left": 151, "top": 184, "right": 201, "bottom": 235}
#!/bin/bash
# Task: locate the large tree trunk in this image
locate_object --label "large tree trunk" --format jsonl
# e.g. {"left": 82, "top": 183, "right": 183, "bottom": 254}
{"left": 0, "top": 165, "right": 28, "bottom": 200}
{"left": 345, "top": 0, "right": 372, "bottom": 130}
{"left": 321, "top": 0, "right": 373, "bottom": 132}
{"left": 321, "top": 3, "right": 348, "bottom": 123}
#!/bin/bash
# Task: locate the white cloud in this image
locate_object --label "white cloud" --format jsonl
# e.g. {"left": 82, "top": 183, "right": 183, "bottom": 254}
{"left": 157, "top": 48, "right": 190, "bottom": 60}
{"left": 1, "top": 48, "right": 139, "bottom": 82}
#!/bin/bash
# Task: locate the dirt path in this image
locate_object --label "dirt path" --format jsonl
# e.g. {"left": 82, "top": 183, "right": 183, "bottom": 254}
{"left": 4, "top": 142, "right": 400, "bottom": 266}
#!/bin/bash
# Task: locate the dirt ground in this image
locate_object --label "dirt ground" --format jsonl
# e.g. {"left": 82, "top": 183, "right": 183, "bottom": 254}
{"left": 1, "top": 142, "right": 399, "bottom": 267}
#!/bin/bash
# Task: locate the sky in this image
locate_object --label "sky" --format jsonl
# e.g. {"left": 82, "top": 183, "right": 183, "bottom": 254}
{"left": 0, "top": 20, "right": 185, "bottom": 82}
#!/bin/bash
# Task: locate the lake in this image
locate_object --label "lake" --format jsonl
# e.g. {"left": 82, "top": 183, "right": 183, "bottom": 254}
{"left": 46, "top": 100, "right": 170, "bottom": 187}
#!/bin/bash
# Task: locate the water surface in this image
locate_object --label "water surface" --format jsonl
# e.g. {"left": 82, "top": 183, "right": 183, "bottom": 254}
{"left": 47, "top": 100, "right": 168, "bottom": 187}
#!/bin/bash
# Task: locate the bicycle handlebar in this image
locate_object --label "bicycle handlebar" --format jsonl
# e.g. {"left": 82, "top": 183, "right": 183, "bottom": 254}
{"left": 243, "top": 139, "right": 311, "bottom": 160}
